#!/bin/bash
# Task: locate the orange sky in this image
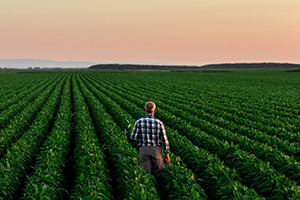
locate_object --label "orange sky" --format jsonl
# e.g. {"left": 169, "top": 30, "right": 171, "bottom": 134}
{"left": 1, "top": 0, "right": 299, "bottom": 66}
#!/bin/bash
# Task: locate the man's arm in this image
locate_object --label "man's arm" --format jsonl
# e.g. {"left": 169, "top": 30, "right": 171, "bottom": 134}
{"left": 130, "top": 121, "right": 139, "bottom": 142}
{"left": 160, "top": 122, "right": 170, "bottom": 164}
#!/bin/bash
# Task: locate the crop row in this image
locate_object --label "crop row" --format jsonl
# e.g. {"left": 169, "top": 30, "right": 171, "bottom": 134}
{"left": 21, "top": 75, "right": 72, "bottom": 199}
{"left": 120, "top": 77, "right": 300, "bottom": 162}
{"left": 0, "top": 76, "right": 55, "bottom": 113}
{"left": 69, "top": 74, "right": 113, "bottom": 199}
{"left": 157, "top": 72, "right": 299, "bottom": 114}
{"left": 118, "top": 87, "right": 300, "bottom": 182}
{"left": 94, "top": 73, "right": 299, "bottom": 138}
{"left": 0, "top": 76, "right": 60, "bottom": 129}
{"left": 94, "top": 72, "right": 299, "bottom": 132}
{"left": 0, "top": 74, "right": 44, "bottom": 99}
{"left": 75, "top": 74, "right": 161, "bottom": 199}
{"left": 135, "top": 78, "right": 299, "bottom": 137}
{"left": 0, "top": 73, "right": 61, "bottom": 106}
{"left": 79, "top": 74, "right": 208, "bottom": 199}
{"left": 85, "top": 73, "right": 300, "bottom": 199}
{"left": 1, "top": 71, "right": 299, "bottom": 199}
{"left": 0, "top": 75, "right": 66, "bottom": 199}
{"left": 0, "top": 75, "right": 65, "bottom": 158}
{"left": 81, "top": 74, "right": 264, "bottom": 199}
{"left": 92, "top": 74, "right": 300, "bottom": 160}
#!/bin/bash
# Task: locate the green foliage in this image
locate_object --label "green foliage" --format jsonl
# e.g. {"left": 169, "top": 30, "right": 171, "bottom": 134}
{"left": 0, "top": 70, "right": 300, "bottom": 199}
{"left": 69, "top": 75, "right": 113, "bottom": 199}
{"left": 76, "top": 74, "right": 160, "bottom": 199}
{"left": 83, "top": 73, "right": 263, "bottom": 199}
{"left": 0, "top": 76, "right": 64, "bottom": 157}
{"left": 22, "top": 75, "right": 72, "bottom": 199}
{"left": 0, "top": 75, "right": 66, "bottom": 199}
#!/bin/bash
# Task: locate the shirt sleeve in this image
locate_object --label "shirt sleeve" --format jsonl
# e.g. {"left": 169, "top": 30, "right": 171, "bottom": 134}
{"left": 130, "top": 120, "right": 139, "bottom": 142}
{"left": 160, "top": 122, "right": 170, "bottom": 154}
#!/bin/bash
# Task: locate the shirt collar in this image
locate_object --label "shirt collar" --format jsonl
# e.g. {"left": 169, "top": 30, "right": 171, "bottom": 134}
{"left": 146, "top": 113, "right": 154, "bottom": 118}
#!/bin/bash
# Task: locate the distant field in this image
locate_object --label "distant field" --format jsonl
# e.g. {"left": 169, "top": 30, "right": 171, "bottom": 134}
{"left": 0, "top": 70, "right": 300, "bottom": 199}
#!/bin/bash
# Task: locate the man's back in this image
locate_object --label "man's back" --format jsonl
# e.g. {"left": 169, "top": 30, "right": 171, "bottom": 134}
{"left": 131, "top": 114, "right": 169, "bottom": 153}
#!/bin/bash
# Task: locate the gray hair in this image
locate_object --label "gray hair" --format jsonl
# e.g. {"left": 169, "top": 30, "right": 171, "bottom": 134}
{"left": 145, "top": 101, "right": 156, "bottom": 113}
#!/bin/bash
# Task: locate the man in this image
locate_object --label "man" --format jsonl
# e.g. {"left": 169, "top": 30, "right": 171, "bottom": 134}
{"left": 130, "top": 101, "right": 170, "bottom": 195}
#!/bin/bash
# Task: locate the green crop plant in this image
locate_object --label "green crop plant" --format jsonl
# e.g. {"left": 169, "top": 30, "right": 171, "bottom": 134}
{"left": 0, "top": 76, "right": 66, "bottom": 199}
{"left": 22, "top": 75, "right": 72, "bottom": 199}
{"left": 0, "top": 69, "right": 299, "bottom": 199}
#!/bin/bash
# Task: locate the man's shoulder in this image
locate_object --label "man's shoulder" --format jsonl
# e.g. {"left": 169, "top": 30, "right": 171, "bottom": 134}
{"left": 153, "top": 117, "right": 163, "bottom": 123}
{"left": 136, "top": 116, "right": 163, "bottom": 123}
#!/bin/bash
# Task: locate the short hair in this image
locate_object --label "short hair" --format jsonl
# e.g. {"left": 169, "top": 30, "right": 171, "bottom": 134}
{"left": 145, "top": 101, "right": 156, "bottom": 113}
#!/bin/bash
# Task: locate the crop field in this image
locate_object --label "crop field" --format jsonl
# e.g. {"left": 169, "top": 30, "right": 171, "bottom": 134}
{"left": 0, "top": 69, "right": 300, "bottom": 199}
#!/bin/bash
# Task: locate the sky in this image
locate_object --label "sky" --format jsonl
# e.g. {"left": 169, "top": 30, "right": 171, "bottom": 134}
{"left": 1, "top": 0, "right": 299, "bottom": 66}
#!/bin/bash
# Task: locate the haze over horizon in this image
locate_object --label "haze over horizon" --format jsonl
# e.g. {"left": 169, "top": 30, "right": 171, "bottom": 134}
{"left": 1, "top": 1, "right": 299, "bottom": 66}
{"left": 0, "top": 58, "right": 178, "bottom": 69}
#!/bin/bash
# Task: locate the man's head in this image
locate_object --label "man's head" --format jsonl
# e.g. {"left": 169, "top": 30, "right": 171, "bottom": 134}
{"left": 144, "top": 101, "right": 156, "bottom": 114}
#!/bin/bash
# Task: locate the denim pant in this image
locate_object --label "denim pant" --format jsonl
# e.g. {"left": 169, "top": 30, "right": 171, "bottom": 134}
{"left": 139, "top": 146, "right": 164, "bottom": 193}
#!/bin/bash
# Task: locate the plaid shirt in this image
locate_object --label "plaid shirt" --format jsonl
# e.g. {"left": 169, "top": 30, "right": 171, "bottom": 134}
{"left": 131, "top": 114, "right": 170, "bottom": 154}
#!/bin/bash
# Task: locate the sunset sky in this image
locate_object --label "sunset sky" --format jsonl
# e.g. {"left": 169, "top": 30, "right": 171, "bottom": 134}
{"left": 1, "top": 0, "right": 299, "bottom": 66}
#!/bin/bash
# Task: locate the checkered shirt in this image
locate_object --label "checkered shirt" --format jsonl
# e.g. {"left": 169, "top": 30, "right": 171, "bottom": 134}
{"left": 130, "top": 114, "right": 170, "bottom": 154}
